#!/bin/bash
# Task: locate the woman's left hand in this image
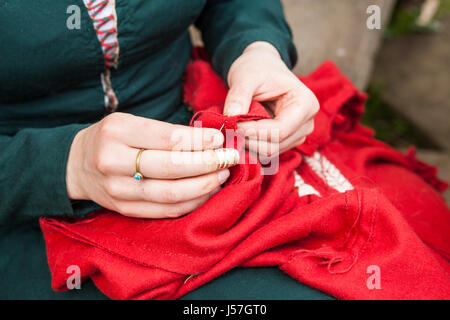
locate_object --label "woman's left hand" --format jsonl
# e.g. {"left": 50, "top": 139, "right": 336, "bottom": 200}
{"left": 224, "top": 41, "right": 320, "bottom": 159}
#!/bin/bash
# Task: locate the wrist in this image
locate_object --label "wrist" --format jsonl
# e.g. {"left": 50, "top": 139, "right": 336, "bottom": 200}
{"left": 243, "top": 41, "right": 281, "bottom": 59}
{"left": 66, "top": 127, "right": 88, "bottom": 200}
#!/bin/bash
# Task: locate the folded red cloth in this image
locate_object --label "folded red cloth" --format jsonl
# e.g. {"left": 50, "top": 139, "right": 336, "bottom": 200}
{"left": 40, "top": 49, "right": 450, "bottom": 300}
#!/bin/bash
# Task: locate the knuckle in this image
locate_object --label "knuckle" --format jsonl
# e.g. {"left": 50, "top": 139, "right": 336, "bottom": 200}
{"left": 95, "top": 151, "right": 115, "bottom": 174}
{"left": 99, "top": 113, "right": 123, "bottom": 137}
{"left": 158, "top": 124, "right": 179, "bottom": 150}
{"left": 309, "top": 94, "right": 320, "bottom": 115}
{"left": 306, "top": 121, "right": 315, "bottom": 135}
{"left": 112, "top": 201, "right": 128, "bottom": 215}
{"left": 158, "top": 130, "right": 172, "bottom": 147}
{"left": 105, "top": 180, "right": 121, "bottom": 199}
{"left": 169, "top": 125, "right": 188, "bottom": 150}
{"left": 160, "top": 187, "right": 181, "bottom": 204}
{"left": 159, "top": 158, "right": 174, "bottom": 178}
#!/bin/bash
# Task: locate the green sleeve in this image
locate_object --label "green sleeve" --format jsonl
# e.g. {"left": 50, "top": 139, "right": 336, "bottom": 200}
{"left": 195, "top": 0, "right": 298, "bottom": 82}
{"left": 0, "top": 124, "right": 97, "bottom": 226}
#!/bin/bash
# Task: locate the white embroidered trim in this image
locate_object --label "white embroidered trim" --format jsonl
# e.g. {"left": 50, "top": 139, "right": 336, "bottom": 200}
{"left": 294, "top": 171, "right": 321, "bottom": 197}
{"left": 303, "top": 151, "right": 354, "bottom": 193}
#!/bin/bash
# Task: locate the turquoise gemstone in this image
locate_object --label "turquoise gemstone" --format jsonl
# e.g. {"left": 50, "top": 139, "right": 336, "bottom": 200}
{"left": 133, "top": 173, "right": 142, "bottom": 181}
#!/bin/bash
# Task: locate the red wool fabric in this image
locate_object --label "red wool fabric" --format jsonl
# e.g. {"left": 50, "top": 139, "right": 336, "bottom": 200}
{"left": 40, "top": 50, "right": 450, "bottom": 300}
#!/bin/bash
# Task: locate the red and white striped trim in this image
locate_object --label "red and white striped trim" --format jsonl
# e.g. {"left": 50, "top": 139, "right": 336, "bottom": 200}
{"left": 83, "top": 0, "right": 119, "bottom": 69}
{"left": 83, "top": 0, "right": 119, "bottom": 112}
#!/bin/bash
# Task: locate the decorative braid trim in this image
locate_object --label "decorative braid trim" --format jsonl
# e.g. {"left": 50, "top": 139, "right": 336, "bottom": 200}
{"left": 101, "top": 69, "right": 119, "bottom": 112}
{"left": 83, "top": 0, "right": 119, "bottom": 112}
{"left": 83, "top": 0, "right": 119, "bottom": 69}
{"left": 303, "top": 151, "right": 354, "bottom": 194}
{"left": 294, "top": 171, "right": 321, "bottom": 197}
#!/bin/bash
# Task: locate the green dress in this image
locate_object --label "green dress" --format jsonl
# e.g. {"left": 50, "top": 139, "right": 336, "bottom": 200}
{"left": 0, "top": 0, "right": 331, "bottom": 300}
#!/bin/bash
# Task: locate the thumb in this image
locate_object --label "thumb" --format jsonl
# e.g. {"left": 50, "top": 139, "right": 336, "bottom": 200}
{"left": 223, "top": 82, "right": 255, "bottom": 117}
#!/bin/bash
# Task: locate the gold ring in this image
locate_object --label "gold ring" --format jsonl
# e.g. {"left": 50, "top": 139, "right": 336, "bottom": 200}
{"left": 133, "top": 149, "right": 145, "bottom": 181}
{"left": 214, "top": 148, "right": 240, "bottom": 170}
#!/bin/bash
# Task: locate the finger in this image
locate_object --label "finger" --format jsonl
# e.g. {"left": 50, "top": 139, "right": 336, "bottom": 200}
{"left": 277, "top": 137, "right": 306, "bottom": 156}
{"left": 105, "top": 169, "right": 230, "bottom": 203}
{"left": 102, "top": 113, "right": 224, "bottom": 151}
{"left": 245, "top": 119, "right": 313, "bottom": 157}
{"left": 140, "top": 148, "right": 239, "bottom": 179}
{"left": 113, "top": 194, "right": 211, "bottom": 219}
{"left": 237, "top": 110, "right": 304, "bottom": 142}
{"left": 276, "top": 118, "right": 313, "bottom": 152}
{"left": 245, "top": 137, "right": 280, "bottom": 159}
{"left": 237, "top": 88, "right": 318, "bottom": 141}
{"left": 246, "top": 136, "right": 305, "bottom": 165}
{"left": 223, "top": 81, "right": 256, "bottom": 116}
{"left": 98, "top": 144, "right": 239, "bottom": 179}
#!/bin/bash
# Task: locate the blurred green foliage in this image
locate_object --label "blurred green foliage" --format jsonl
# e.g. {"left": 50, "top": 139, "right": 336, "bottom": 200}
{"left": 385, "top": 6, "right": 423, "bottom": 37}
{"left": 385, "top": 0, "right": 450, "bottom": 38}
{"left": 361, "top": 84, "right": 441, "bottom": 149}
{"left": 437, "top": 0, "right": 450, "bottom": 17}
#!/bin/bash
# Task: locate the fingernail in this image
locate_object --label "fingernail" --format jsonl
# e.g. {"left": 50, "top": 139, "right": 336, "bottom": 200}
{"left": 225, "top": 103, "right": 243, "bottom": 116}
{"left": 217, "top": 169, "right": 230, "bottom": 184}
{"left": 205, "top": 130, "right": 224, "bottom": 148}
{"left": 212, "top": 132, "right": 224, "bottom": 147}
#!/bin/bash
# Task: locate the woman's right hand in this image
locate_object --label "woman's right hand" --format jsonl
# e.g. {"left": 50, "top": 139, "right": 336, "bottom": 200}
{"left": 66, "top": 112, "right": 235, "bottom": 219}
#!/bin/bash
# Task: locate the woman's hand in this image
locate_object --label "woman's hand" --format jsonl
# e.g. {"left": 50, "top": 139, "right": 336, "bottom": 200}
{"left": 66, "top": 112, "right": 235, "bottom": 219}
{"left": 224, "top": 41, "right": 320, "bottom": 159}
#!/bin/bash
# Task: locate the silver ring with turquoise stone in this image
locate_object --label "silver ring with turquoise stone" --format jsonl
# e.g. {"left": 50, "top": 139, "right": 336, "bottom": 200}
{"left": 133, "top": 148, "right": 145, "bottom": 181}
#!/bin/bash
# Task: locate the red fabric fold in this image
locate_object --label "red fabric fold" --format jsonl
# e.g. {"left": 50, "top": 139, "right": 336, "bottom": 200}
{"left": 40, "top": 50, "right": 450, "bottom": 300}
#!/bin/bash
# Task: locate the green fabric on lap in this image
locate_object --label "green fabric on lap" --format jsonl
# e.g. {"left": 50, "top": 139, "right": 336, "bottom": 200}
{"left": 182, "top": 268, "right": 333, "bottom": 300}
{"left": 0, "top": 222, "right": 332, "bottom": 300}
{"left": 0, "top": 222, "right": 108, "bottom": 300}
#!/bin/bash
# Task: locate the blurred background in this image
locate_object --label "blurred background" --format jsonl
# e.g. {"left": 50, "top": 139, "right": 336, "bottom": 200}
{"left": 191, "top": 0, "right": 450, "bottom": 203}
